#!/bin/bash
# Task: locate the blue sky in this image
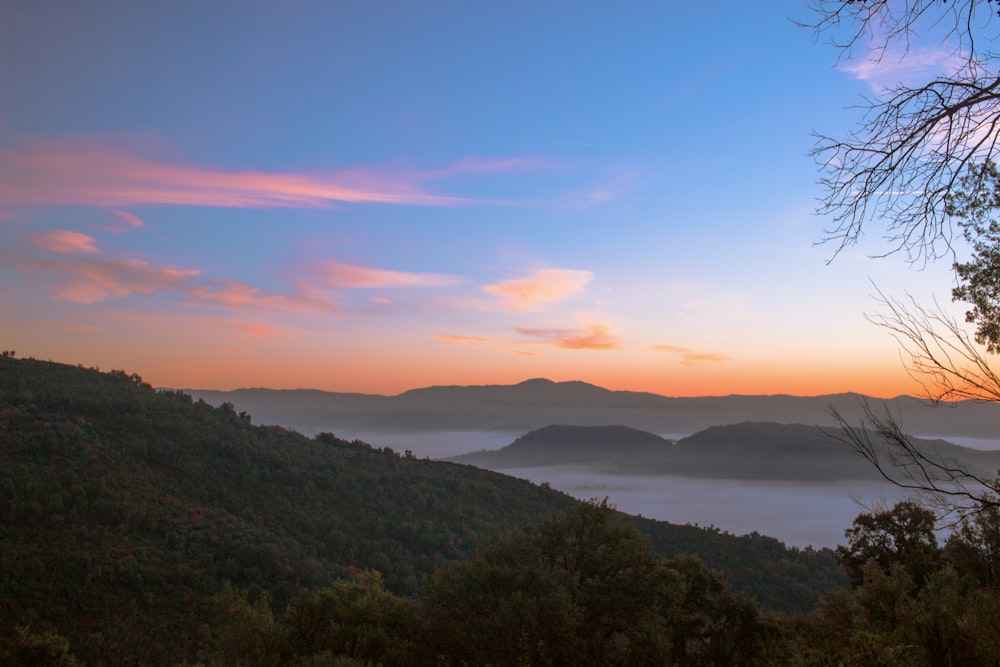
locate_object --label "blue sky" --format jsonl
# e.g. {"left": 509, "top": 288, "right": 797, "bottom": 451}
{"left": 0, "top": 2, "right": 965, "bottom": 396}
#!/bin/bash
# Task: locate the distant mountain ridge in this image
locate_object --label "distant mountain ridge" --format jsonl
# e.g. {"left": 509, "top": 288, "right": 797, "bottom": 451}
{"left": 186, "top": 378, "right": 1000, "bottom": 440}
{"left": 448, "top": 422, "right": 1000, "bottom": 482}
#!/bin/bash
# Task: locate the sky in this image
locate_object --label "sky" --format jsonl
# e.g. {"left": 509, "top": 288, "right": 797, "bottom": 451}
{"left": 0, "top": 2, "right": 972, "bottom": 397}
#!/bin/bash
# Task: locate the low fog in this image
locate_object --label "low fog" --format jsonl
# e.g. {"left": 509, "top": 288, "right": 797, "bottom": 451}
{"left": 342, "top": 430, "right": 913, "bottom": 549}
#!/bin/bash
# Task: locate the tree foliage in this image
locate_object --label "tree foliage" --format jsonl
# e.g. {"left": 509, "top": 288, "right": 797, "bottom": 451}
{"left": 421, "top": 501, "right": 769, "bottom": 667}
{"left": 786, "top": 501, "right": 1000, "bottom": 666}
{"left": 948, "top": 160, "right": 1000, "bottom": 351}
{"left": 836, "top": 500, "right": 939, "bottom": 588}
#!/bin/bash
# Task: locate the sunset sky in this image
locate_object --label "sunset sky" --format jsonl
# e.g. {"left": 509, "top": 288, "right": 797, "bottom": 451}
{"left": 0, "top": 2, "right": 969, "bottom": 397}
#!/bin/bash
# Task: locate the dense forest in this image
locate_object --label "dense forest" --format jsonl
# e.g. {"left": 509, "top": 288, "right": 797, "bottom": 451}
{"left": 2, "top": 355, "right": 998, "bottom": 664}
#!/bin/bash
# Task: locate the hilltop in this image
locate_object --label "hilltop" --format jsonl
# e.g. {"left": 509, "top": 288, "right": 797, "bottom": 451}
{"left": 449, "top": 422, "right": 1000, "bottom": 482}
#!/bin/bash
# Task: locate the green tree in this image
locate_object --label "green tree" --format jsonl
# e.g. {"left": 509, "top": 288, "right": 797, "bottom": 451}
{"left": 422, "top": 500, "right": 768, "bottom": 666}
{"left": 423, "top": 501, "right": 675, "bottom": 665}
{"left": 0, "top": 626, "right": 79, "bottom": 667}
{"left": 281, "top": 571, "right": 417, "bottom": 666}
{"left": 207, "top": 586, "right": 282, "bottom": 667}
{"left": 836, "top": 500, "right": 940, "bottom": 589}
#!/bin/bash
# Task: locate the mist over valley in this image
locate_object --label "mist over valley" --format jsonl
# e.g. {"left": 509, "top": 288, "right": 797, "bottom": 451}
{"left": 189, "top": 380, "right": 1000, "bottom": 549}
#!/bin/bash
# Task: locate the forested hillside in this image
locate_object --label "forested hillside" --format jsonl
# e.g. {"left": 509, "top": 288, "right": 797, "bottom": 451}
{"left": 1, "top": 355, "right": 844, "bottom": 664}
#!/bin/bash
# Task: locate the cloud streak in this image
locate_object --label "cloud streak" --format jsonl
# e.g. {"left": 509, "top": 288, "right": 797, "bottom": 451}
{"left": 651, "top": 343, "right": 729, "bottom": 365}
{"left": 0, "top": 250, "right": 199, "bottom": 304}
{"left": 483, "top": 268, "right": 592, "bottom": 311}
{"left": 0, "top": 139, "right": 471, "bottom": 210}
{"left": 314, "top": 260, "right": 461, "bottom": 289}
{"left": 183, "top": 280, "right": 336, "bottom": 314}
{"left": 112, "top": 211, "right": 145, "bottom": 228}
{"left": 25, "top": 229, "right": 101, "bottom": 254}
{"left": 515, "top": 323, "right": 621, "bottom": 350}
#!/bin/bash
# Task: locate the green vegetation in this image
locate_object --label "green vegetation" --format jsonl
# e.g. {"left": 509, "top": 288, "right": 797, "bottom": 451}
{"left": 781, "top": 500, "right": 1000, "bottom": 665}
{"left": 15, "top": 355, "right": 998, "bottom": 664}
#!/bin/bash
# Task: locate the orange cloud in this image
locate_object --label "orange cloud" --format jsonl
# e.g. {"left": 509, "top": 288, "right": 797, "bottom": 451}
{"left": 514, "top": 323, "right": 621, "bottom": 350}
{"left": 0, "top": 139, "right": 468, "bottom": 210}
{"left": 315, "top": 260, "right": 461, "bottom": 289}
{"left": 650, "top": 343, "right": 729, "bottom": 365}
{"left": 433, "top": 332, "right": 544, "bottom": 356}
{"left": 483, "top": 268, "right": 592, "bottom": 311}
{"left": 433, "top": 334, "right": 493, "bottom": 344}
{"left": 25, "top": 229, "right": 101, "bottom": 254}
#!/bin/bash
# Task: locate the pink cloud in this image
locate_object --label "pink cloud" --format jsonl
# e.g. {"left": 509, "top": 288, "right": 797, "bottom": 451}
{"left": 1, "top": 247, "right": 335, "bottom": 314}
{"left": 315, "top": 260, "right": 461, "bottom": 289}
{"left": 0, "top": 250, "right": 199, "bottom": 303}
{"left": 113, "top": 211, "right": 145, "bottom": 228}
{"left": 840, "top": 46, "right": 965, "bottom": 92}
{"left": 514, "top": 323, "right": 621, "bottom": 350}
{"left": 483, "top": 268, "right": 592, "bottom": 311}
{"left": 25, "top": 229, "right": 101, "bottom": 254}
{"left": 184, "top": 279, "right": 336, "bottom": 313}
{"left": 650, "top": 343, "right": 729, "bottom": 365}
{"left": 0, "top": 139, "right": 469, "bottom": 210}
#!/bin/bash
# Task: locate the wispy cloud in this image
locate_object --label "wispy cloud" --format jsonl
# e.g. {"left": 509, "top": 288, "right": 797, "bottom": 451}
{"left": 184, "top": 279, "right": 336, "bottom": 313}
{"left": 432, "top": 332, "right": 542, "bottom": 356}
{"left": 1, "top": 242, "right": 339, "bottom": 313}
{"left": 25, "top": 229, "right": 101, "bottom": 254}
{"left": 0, "top": 138, "right": 470, "bottom": 210}
{"left": 112, "top": 211, "right": 145, "bottom": 228}
{"left": 483, "top": 268, "right": 592, "bottom": 311}
{"left": 430, "top": 156, "right": 547, "bottom": 177}
{"left": 515, "top": 323, "right": 621, "bottom": 350}
{"left": 650, "top": 343, "right": 729, "bottom": 365}
{"left": 0, "top": 250, "right": 199, "bottom": 304}
{"left": 433, "top": 334, "right": 493, "bottom": 344}
{"left": 563, "top": 169, "right": 638, "bottom": 208}
{"left": 839, "top": 46, "right": 965, "bottom": 92}
{"left": 314, "top": 260, "right": 462, "bottom": 289}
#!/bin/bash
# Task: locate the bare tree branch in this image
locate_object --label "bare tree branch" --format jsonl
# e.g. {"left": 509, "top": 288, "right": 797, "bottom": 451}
{"left": 827, "top": 399, "right": 1000, "bottom": 526}
{"left": 803, "top": 0, "right": 1000, "bottom": 262}
{"left": 867, "top": 285, "right": 1000, "bottom": 402}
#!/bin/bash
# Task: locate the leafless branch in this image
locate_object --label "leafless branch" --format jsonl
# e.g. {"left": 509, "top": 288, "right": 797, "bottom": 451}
{"left": 803, "top": 0, "right": 1000, "bottom": 263}
{"left": 867, "top": 286, "right": 1000, "bottom": 402}
{"left": 828, "top": 399, "right": 999, "bottom": 526}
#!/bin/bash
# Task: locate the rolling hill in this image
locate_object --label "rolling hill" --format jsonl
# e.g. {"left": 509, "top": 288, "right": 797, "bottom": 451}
{"left": 448, "top": 422, "right": 1000, "bottom": 482}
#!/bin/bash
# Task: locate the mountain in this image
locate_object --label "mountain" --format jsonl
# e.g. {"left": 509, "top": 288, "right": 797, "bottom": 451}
{"left": 449, "top": 422, "right": 1000, "bottom": 482}
{"left": 1, "top": 356, "right": 844, "bottom": 664}
{"left": 450, "top": 424, "right": 674, "bottom": 468}
{"left": 186, "top": 378, "right": 1000, "bottom": 440}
